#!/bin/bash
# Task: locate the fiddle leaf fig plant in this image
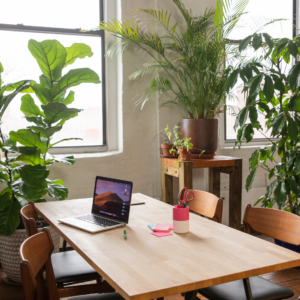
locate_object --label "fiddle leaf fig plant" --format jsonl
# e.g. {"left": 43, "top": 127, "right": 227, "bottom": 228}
{"left": 0, "top": 40, "right": 100, "bottom": 235}
{"left": 226, "top": 33, "right": 300, "bottom": 214}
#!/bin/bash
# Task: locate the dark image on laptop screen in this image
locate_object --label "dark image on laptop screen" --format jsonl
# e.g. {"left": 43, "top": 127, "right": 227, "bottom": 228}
{"left": 92, "top": 177, "right": 132, "bottom": 223}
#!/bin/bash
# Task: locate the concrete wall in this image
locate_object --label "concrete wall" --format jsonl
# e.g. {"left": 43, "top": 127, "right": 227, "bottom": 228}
{"left": 48, "top": 0, "right": 271, "bottom": 226}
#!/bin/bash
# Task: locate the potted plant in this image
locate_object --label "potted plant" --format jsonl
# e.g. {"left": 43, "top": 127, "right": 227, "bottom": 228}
{"left": 227, "top": 33, "right": 300, "bottom": 251}
{"left": 160, "top": 125, "right": 176, "bottom": 157}
{"left": 99, "top": 0, "right": 248, "bottom": 158}
{"left": 0, "top": 39, "right": 100, "bottom": 283}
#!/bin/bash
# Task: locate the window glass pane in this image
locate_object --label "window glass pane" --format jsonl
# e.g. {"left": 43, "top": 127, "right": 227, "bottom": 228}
{"left": 0, "top": 0, "right": 100, "bottom": 30}
{"left": 226, "top": 0, "right": 293, "bottom": 140}
{"left": 0, "top": 30, "right": 103, "bottom": 146}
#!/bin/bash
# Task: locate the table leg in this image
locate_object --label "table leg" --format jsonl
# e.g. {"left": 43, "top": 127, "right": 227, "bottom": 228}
{"left": 209, "top": 168, "right": 220, "bottom": 197}
{"left": 243, "top": 278, "right": 254, "bottom": 300}
{"left": 160, "top": 159, "right": 173, "bottom": 204}
{"left": 178, "top": 161, "right": 193, "bottom": 191}
{"left": 229, "top": 159, "right": 242, "bottom": 230}
{"left": 184, "top": 290, "right": 198, "bottom": 300}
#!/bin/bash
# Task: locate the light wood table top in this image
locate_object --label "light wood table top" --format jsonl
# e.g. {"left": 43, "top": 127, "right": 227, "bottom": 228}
{"left": 35, "top": 194, "right": 300, "bottom": 300}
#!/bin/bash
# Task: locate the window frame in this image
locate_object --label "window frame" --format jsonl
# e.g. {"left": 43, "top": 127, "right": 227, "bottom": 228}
{"left": 223, "top": 0, "right": 298, "bottom": 145}
{"left": 0, "top": 0, "right": 107, "bottom": 154}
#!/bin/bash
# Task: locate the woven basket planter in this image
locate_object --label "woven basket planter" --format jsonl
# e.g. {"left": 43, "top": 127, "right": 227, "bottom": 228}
{"left": 0, "top": 226, "right": 60, "bottom": 283}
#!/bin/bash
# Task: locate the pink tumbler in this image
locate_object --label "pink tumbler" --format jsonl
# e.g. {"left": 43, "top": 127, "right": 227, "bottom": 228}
{"left": 173, "top": 206, "right": 189, "bottom": 233}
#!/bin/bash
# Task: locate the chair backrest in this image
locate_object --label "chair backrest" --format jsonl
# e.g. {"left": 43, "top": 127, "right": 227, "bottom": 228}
{"left": 20, "top": 202, "right": 39, "bottom": 237}
{"left": 243, "top": 204, "right": 300, "bottom": 245}
{"left": 20, "top": 228, "right": 59, "bottom": 300}
{"left": 187, "top": 190, "right": 223, "bottom": 223}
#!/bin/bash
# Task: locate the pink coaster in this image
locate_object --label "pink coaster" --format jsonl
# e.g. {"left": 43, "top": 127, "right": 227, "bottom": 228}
{"left": 169, "top": 224, "right": 173, "bottom": 230}
{"left": 151, "top": 232, "right": 173, "bottom": 237}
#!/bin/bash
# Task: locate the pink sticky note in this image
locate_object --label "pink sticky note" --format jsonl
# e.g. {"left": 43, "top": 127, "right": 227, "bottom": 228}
{"left": 169, "top": 224, "right": 173, "bottom": 230}
{"left": 151, "top": 232, "right": 173, "bottom": 237}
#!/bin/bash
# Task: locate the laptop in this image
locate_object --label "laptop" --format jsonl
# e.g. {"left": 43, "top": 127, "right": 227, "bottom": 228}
{"left": 58, "top": 176, "right": 133, "bottom": 233}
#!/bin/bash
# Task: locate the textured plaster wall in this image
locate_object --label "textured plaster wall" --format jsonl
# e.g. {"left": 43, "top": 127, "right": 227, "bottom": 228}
{"left": 47, "top": 0, "right": 271, "bottom": 226}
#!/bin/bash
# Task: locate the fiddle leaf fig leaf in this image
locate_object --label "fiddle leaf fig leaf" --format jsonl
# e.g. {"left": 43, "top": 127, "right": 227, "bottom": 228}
{"left": 0, "top": 200, "right": 21, "bottom": 236}
{"left": 64, "top": 43, "right": 93, "bottom": 67}
{"left": 0, "top": 192, "right": 10, "bottom": 211}
{"left": 50, "top": 68, "right": 100, "bottom": 99}
{"left": 0, "top": 62, "right": 3, "bottom": 73}
{"left": 29, "top": 126, "right": 62, "bottom": 138}
{"left": 14, "top": 152, "right": 45, "bottom": 166}
{"left": 19, "top": 165, "right": 49, "bottom": 186}
{"left": 28, "top": 39, "right": 67, "bottom": 82}
{"left": 52, "top": 155, "right": 75, "bottom": 165}
{"left": 20, "top": 94, "right": 44, "bottom": 117}
{"left": 32, "top": 84, "right": 53, "bottom": 105}
{"left": 47, "top": 182, "right": 68, "bottom": 200}
{"left": 39, "top": 75, "right": 52, "bottom": 88}
{"left": 42, "top": 102, "right": 82, "bottom": 125}
{"left": 62, "top": 91, "right": 75, "bottom": 105}
{"left": 10, "top": 180, "right": 47, "bottom": 201}
{"left": 25, "top": 116, "right": 47, "bottom": 128}
{"left": 10, "top": 129, "right": 47, "bottom": 154}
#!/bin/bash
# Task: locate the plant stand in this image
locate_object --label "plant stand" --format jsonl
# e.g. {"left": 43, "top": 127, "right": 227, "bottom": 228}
{"left": 160, "top": 155, "right": 242, "bottom": 230}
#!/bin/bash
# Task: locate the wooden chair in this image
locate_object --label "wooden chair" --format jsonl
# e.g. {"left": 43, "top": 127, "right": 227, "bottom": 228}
{"left": 187, "top": 189, "right": 223, "bottom": 223}
{"left": 20, "top": 202, "right": 114, "bottom": 298}
{"left": 197, "top": 204, "right": 296, "bottom": 300}
{"left": 20, "top": 228, "right": 123, "bottom": 300}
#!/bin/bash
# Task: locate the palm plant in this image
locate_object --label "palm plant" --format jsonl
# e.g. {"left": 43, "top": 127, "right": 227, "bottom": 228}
{"left": 99, "top": 0, "right": 249, "bottom": 119}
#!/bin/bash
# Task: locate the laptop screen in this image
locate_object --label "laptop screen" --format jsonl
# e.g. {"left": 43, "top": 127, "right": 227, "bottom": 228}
{"left": 92, "top": 176, "right": 133, "bottom": 224}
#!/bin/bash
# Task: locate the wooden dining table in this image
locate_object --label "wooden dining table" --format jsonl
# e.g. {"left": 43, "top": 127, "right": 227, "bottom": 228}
{"left": 35, "top": 194, "right": 300, "bottom": 300}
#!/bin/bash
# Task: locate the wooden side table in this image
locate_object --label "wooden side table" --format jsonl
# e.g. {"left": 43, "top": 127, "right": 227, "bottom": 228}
{"left": 160, "top": 155, "right": 242, "bottom": 230}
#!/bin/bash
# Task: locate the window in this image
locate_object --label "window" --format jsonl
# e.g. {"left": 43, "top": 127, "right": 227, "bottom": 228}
{"left": 224, "top": 0, "right": 295, "bottom": 142}
{"left": 0, "top": 0, "right": 106, "bottom": 152}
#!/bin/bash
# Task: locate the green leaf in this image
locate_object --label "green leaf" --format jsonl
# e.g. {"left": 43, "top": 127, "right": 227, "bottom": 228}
{"left": 0, "top": 62, "right": 3, "bottom": 73}
{"left": 32, "top": 84, "right": 53, "bottom": 105}
{"left": 258, "top": 102, "right": 270, "bottom": 113}
{"left": 249, "top": 150, "right": 259, "bottom": 169}
{"left": 0, "top": 200, "right": 21, "bottom": 235}
{"left": 288, "top": 117, "right": 298, "bottom": 142}
{"left": 244, "top": 124, "right": 254, "bottom": 143}
{"left": 39, "top": 75, "right": 52, "bottom": 88}
{"left": 25, "top": 116, "right": 47, "bottom": 128}
{"left": 286, "top": 176, "right": 299, "bottom": 196}
{"left": 14, "top": 150, "right": 44, "bottom": 166}
{"left": 226, "top": 69, "right": 240, "bottom": 92}
{"left": 47, "top": 182, "right": 68, "bottom": 200}
{"left": 288, "top": 95, "right": 298, "bottom": 111}
{"left": 50, "top": 68, "right": 100, "bottom": 99}
{"left": 249, "top": 106, "right": 258, "bottom": 123}
{"left": 62, "top": 91, "right": 75, "bottom": 105}
{"left": 274, "top": 181, "right": 287, "bottom": 209}
{"left": 0, "top": 192, "right": 10, "bottom": 211}
{"left": 28, "top": 39, "right": 67, "bottom": 82}
{"left": 239, "top": 107, "right": 248, "bottom": 128}
{"left": 64, "top": 43, "right": 93, "bottom": 67}
{"left": 20, "top": 94, "right": 44, "bottom": 117}
{"left": 49, "top": 138, "right": 82, "bottom": 148}
{"left": 239, "top": 35, "right": 252, "bottom": 52}
{"left": 272, "top": 75, "right": 285, "bottom": 92}
{"left": 30, "top": 126, "right": 62, "bottom": 138}
{"left": 288, "top": 41, "right": 298, "bottom": 57}
{"left": 2, "top": 146, "right": 38, "bottom": 155}
{"left": 53, "top": 155, "right": 75, "bottom": 165}
{"left": 246, "top": 167, "right": 257, "bottom": 192}
{"left": 42, "top": 102, "right": 82, "bottom": 125}
{"left": 10, "top": 180, "right": 47, "bottom": 201}
{"left": 271, "top": 114, "right": 286, "bottom": 136}
{"left": 263, "top": 33, "right": 273, "bottom": 49}
{"left": 10, "top": 129, "right": 47, "bottom": 154}
{"left": 265, "top": 180, "right": 277, "bottom": 198}
{"left": 252, "top": 34, "right": 262, "bottom": 50}
{"left": 289, "top": 62, "right": 300, "bottom": 91}
{"left": 250, "top": 74, "right": 263, "bottom": 96}
{"left": 263, "top": 75, "right": 274, "bottom": 101}
{"left": 19, "top": 165, "right": 49, "bottom": 186}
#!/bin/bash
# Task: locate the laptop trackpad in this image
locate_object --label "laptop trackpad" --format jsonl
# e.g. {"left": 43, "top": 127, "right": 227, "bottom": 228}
{"left": 58, "top": 217, "right": 107, "bottom": 233}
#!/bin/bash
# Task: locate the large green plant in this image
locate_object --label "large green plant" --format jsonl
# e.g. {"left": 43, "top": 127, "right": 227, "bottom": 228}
{"left": 0, "top": 40, "right": 100, "bottom": 235}
{"left": 227, "top": 33, "right": 300, "bottom": 214}
{"left": 99, "top": 0, "right": 248, "bottom": 119}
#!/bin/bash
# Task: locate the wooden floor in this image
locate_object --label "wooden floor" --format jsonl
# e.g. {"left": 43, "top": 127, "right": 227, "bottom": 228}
{"left": 1, "top": 234, "right": 300, "bottom": 300}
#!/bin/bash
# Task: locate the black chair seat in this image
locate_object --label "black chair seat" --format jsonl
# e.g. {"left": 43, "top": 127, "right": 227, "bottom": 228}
{"left": 51, "top": 250, "right": 101, "bottom": 283}
{"left": 199, "top": 276, "right": 294, "bottom": 300}
{"left": 69, "top": 292, "right": 124, "bottom": 300}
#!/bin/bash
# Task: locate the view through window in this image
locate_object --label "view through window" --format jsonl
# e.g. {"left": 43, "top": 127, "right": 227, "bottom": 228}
{"left": 0, "top": 0, "right": 105, "bottom": 147}
{"left": 225, "top": 0, "right": 294, "bottom": 141}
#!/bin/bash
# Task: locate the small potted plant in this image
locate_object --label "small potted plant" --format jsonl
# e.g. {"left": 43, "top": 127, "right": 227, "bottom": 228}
{"left": 170, "top": 126, "right": 193, "bottom": 161}
{"left": 160, "top": 125, "right": 176, "bottom": 157}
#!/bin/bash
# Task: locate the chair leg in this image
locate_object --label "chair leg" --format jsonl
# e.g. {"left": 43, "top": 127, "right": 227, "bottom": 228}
{"left": 62, "top": 239, "right": 67, "bottom": 251}
{"left": 243, "top": 278, "right": 253, "bottom": 300}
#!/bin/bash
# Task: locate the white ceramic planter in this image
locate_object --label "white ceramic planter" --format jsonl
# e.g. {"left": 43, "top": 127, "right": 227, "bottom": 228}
{"left": 0, "top": 226, "right": 60, "bottom": 283}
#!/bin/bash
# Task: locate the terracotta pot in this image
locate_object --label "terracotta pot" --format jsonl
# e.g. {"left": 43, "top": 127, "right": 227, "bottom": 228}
{"left": 178, "top": 148, "right": 191, "bottom": 161}
{"left": 0, "top": 226, "right": 60, "bottom": 284}
{"left": 161, "top": 143, "right": 173, "bottom": 156}
{"left": 181, "top": 119, "right": 218, "bottom": 156}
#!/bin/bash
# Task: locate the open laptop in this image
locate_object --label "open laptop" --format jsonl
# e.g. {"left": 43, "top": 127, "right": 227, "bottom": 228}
{"left": 58, "top": 176, "right": 133, "bottom": 233}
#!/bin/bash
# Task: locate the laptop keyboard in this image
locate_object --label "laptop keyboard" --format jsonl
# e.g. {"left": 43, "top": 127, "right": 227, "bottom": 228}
{"left": 75, "top": 214, "right": 120, "bottom": 227}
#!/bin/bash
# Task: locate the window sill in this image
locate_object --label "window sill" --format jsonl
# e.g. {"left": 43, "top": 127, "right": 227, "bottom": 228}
{"left": 59, "top": 149, "right": 122, "bottom": 159}
{"left": 220, "top": 144, "right": 273, "bottom": 150}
